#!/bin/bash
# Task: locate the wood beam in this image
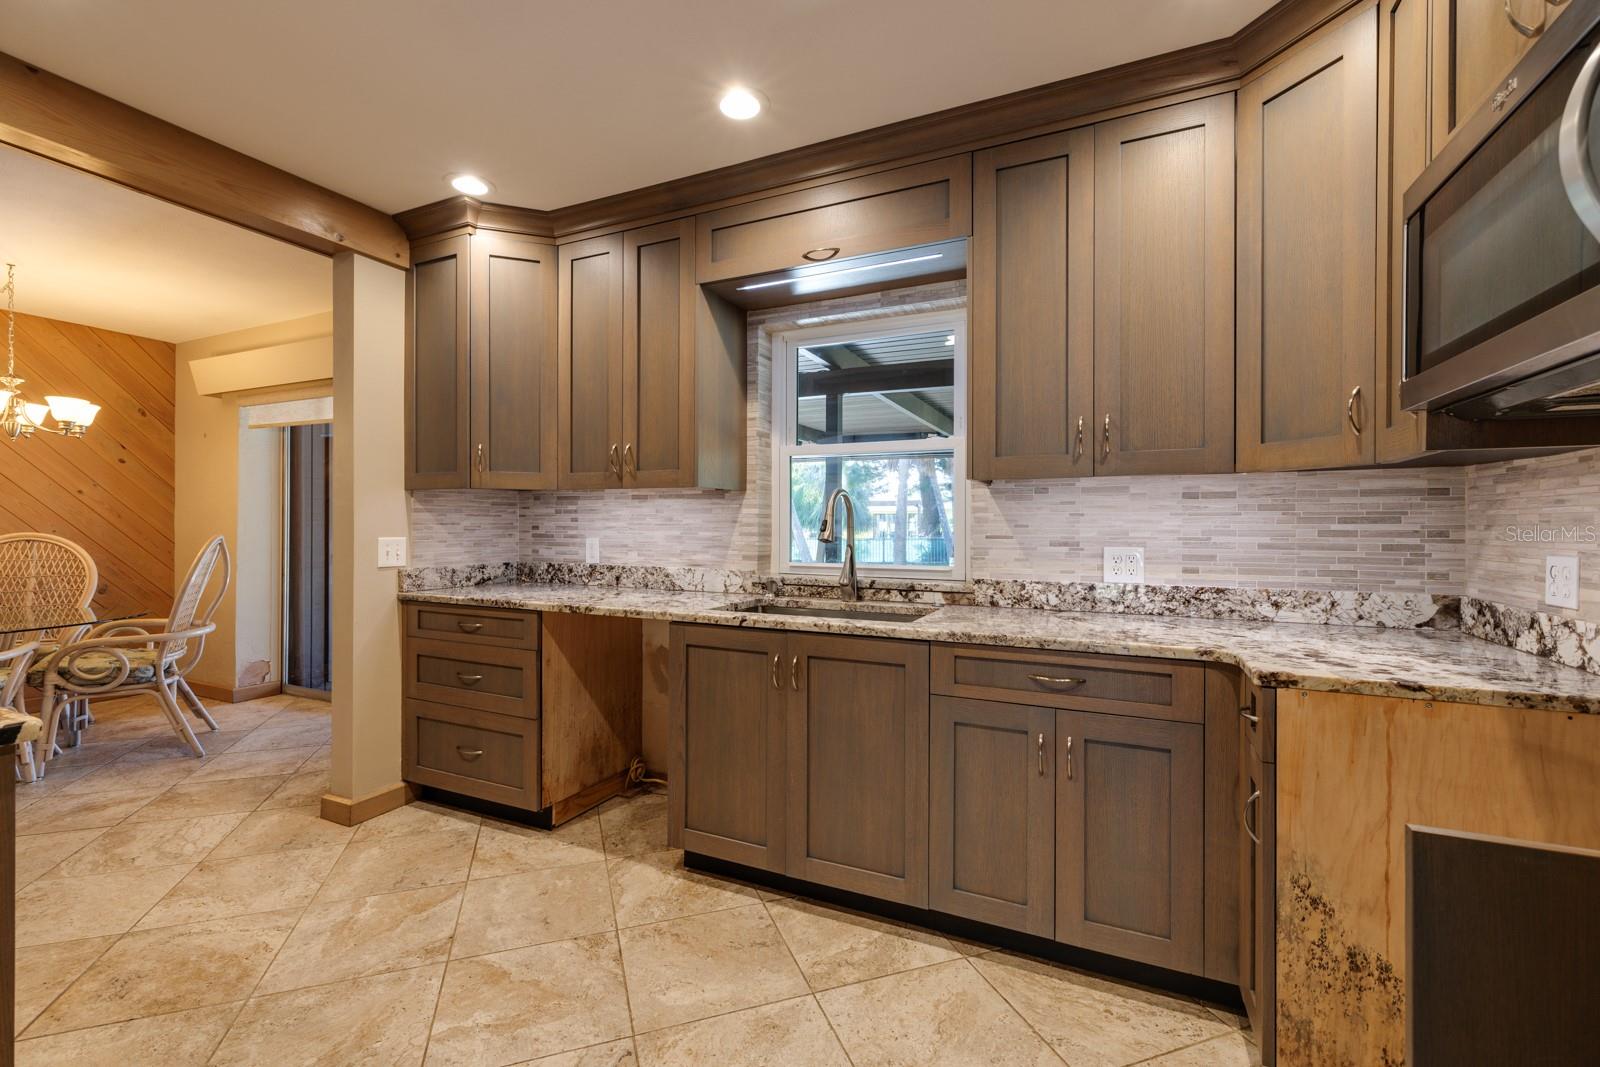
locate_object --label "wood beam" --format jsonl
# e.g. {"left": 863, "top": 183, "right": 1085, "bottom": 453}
{"left": 0, "top": 51, "right": 409, "bottom": 267}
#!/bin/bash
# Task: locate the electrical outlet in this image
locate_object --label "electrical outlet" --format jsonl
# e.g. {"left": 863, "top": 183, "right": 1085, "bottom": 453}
{"left": 1546, "top": 554, "right": 1579, "bottom": 609}
{"left": 1103, "top": 546, "right": 1145, "bottom": 585}
{"left": 585, "top": 538, "right": 601, "bottom": 565}
{"left": 377, "top": 537, "right": 408, "bottom": 569}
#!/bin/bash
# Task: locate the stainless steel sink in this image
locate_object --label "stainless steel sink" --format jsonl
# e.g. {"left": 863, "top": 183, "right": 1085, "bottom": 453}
{"left": 734, "top": 601, "right": 934, "bottom": 623}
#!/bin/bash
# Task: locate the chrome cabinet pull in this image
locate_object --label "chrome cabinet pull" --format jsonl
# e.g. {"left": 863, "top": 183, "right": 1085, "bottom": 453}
{"left": 790, "top": 655, "right": 800, "bottom": 691}
{"left": 1027, "top": 673, "right": 1086, "bottom": 689}
{"left": 1560, "top": 35, "right": 1600, "bottom": 243}
{"left": 771, "top": 653, "right": 782, "bottom": 690}
{"left": 475, "top": 442, "right": 485, "bottom": 473}
{"left": 456, "top": 747, "right": 485, "bottom": 761}
{"left": 1244, "top": 788, "right": 1262, "bottom": 845}
{"left": 1346, "top": 386, "right": 1363, "bottom": 436}
{"left": 802, "top": 247, "right": 841, "bottom": 262}
{"left": 457, "top": 621, "right": 484, "bottom": 634}
{"left": 1037, "top": 732, "right": 1046, "bottom": 776}
{"left": 1505, "top": 0, "right": 1544, "bottom": 37}
{"left": 456, "top": 672, "right": 484, "bottom": 686}
{"left": 1065, "top": 736, "right": 1074, "bottom": 780}
{"left": 608, "top": 443, "right": 621, "bottom": 478}
{"left": 623, "top": 442, "right": 635, "bottom": 473}
{"left": 1239, "top": 704, "right": 1259, "bottom": 727}
{"left": 1101, "top": 413, "right": 1111, "bottom": 460}
{"left": 1073, "top": 415, "right": 1084, "bottom": 457}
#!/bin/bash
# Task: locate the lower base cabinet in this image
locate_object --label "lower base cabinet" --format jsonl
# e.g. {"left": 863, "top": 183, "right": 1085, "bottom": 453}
{"left": 672, "top": 627, "right": 1228, "bottom": 983}
{"left": 1056, "top": 710, "right": 1205, "bottom": 974}
{"left": 1239, "top": 713, "right": 1277, "bottom": 1062}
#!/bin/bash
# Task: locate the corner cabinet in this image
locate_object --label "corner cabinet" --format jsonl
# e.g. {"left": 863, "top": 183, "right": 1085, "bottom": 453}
{"left": 558, "top": 221, "right": 746, "bottom": 491}
{"left": 970, "top": 96, "right": 1234, "bottom": 481}
{"left": 407, "top": 231, "right": 560, "bottom": 490}
{"left": 1236, "top": 5, "right": 1377, "bottom": 472}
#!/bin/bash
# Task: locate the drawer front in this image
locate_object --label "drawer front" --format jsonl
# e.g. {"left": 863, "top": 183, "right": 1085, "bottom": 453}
{"left": 405, "top": 637, "right": 539, "bottom": 718}
{"left": 932, "top": 644, "right": 1204, "bottom": 723}
{"left": 1241, "top": 678, "right": 1276, "bottom": 764}
{"left": 404, "top": 700, "right": 538, "bottom": 810}
{"left": 696, "top": 156, "right": 972, "bottom": 283}
{"left": 406, "top": 603, "right": 538, "bottom": 650}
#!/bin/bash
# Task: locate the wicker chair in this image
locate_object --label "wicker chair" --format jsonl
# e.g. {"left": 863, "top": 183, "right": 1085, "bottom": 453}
{"left": 0, "top": 533, "right": 98, "bottom": 768}
{"left": 1, "top": 640, "right": 40, "bottom": 781}
{"left": 34, "top": 537, "right": 230, "bottom": 772}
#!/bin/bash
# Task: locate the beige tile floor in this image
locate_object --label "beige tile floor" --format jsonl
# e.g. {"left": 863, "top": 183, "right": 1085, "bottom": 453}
{"left": 12, "top": 693, "right": 1260, "bottom": 1066}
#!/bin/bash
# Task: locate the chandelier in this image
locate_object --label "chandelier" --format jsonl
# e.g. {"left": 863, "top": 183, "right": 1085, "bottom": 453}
{"left": 1, "top": 264, "right": 98, "bottom": 440}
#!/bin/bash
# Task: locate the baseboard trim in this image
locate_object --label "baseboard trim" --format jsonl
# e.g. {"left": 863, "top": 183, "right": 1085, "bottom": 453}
{"left": 188, "top": 680, "right": 283, "bottom": 704}
{"left": 320, "top": 782, "right": 417, "bottom": 826}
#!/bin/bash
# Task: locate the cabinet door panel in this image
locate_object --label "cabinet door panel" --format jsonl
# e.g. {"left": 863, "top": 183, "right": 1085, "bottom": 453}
{"left": 1238, "top": 718, "right": 1277, "bottom": 1055}
{"left": 559, "top": 234, "right": 624, "bottom": 489}
{"left": 787, "top": 635, "right": 930, "bottom": 906}
{"left": 407, "top": 235, "right": 471, "bottom": 489}
{"left": 1094, "top": 97, "right": 1235, "bottom": 475}
{"left": 670, "top": 625, "right": 786, "bottom": 871}
{"left": 1432, "top": 0, "right": 1563, "bottom": 147}
{"left": 1237, "top": 7, "right": 1377, "bottom": 471}
{"left": 971, "top": 129, "right": 1095, "bottom": 480}
{"left": 930, "top": 696, "right": 1054, "bottom": 935}
{"left": 472, "top": 233, "right": 559, "bottom": 489}
{"left": 1057, "top": 710, "right": 1204, "bottom": 974}
{"left": 623, "top": 220, "right": 696, "bottom": 488}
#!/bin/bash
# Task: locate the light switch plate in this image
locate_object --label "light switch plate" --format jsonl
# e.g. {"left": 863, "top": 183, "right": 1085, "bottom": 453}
{"left": 1103, "top": 546, "right": 1145, "bottom": 585}
{"left": 377, "top": 537, "right": 408, "bottom": 569}
{"left": 1546, "top": 554, "right": 1579, "bottom": 609}
{"left": 585, "top": 538, "right": 601, "bottom": 565}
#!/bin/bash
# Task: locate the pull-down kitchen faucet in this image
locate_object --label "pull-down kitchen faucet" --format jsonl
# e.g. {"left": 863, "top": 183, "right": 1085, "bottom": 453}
{"left": 816, "top": 488, "right": 860, "bottom": 602}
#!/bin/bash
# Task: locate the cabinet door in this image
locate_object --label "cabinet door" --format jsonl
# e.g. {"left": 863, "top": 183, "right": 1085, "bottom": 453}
{"left": 1238, "top": 719, "right": 1277, "bottom": 1059}
{"left": 1377, "top": 0, "right": 1431, "bottom": 463}
{"left": 1237, "top": 7, "right": 1377, "bottom": 471}
{"left": 930, "top": 696, "right": 1054, "bottom": 936}
{"left": 786, "top": 634, "right": 930, "bottom": 906}
{"left": 1094, "top": 96, "right": 1235, "bottom": 475}
{"left": 558, "top": 234, "right": 624, "bottom": 489}
{"left": 407, "top": 235, "right": 471, "bottom": 489}
{"left": 1431, "top": 0, "right": 1565, "bottom": 147}
{"left": 970, "top": 129, "right": 1095, "bottom": 480}
{"left": 622, "top": 220, "right": 696, "bottom": 488}
{"left": 669, "top": 625, "right": 787, "bottom": 871}
{"left": 471, "top": 233, "right": 559, "bottom": 489}
{"left": 1056, "top": 709, "right": 1204, "bottom": 974}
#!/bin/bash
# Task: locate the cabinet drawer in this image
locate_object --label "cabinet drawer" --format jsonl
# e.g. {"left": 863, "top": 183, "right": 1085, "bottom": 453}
{"left": 406, "top": 603, "right": 538, "bottom": 650}
{"left": 404, "top": 637, "right": 539, "bottom": 718}
{"left": 932, "top": 644, "right": 1203, "bottom": 723}
{"left": 404, "top": 700, "right": 538, "bottom": 810}
{"left": 696, "top": 156, "right": 971, "bottom": 283}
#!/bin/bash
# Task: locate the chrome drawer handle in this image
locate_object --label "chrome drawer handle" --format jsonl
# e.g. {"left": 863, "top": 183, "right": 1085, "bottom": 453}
{"left": 456, "top": 673, "right": 484, "bottom": 686}
{"left": 771, "top": 653, "right": 782, "bottom": 690}
{"left": 457, "top": 621, "right": 484, "bottom": 633}
{"left": 1346, "top": 386, "right": 1363, "bottom": 436}
{"left": 457, "top": 747, "right": 484, "bottom": 761}
{"left": 802, "top": 247, "right": 840, "bottom": 262}
{"left": 1037, "top": 732, "right": 1046, "bottom": 776}
{"left": 1027, "top": 673, "right": 1086, "bottom": 689}
{"left": 1239, "top": 705, "right": 1260, "bottom": 726}
{"left": 1244, "top": 789, "right": 1261, "bottom": 845}
{"left": 1065, "top": 736, "right": 1074, "bottom": 780}
{"left": 791, "top": 655, "right": 800, "bottom": 691}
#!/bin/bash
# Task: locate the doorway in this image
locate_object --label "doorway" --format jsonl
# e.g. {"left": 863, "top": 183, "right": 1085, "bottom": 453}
{"left": 283, "top": 422, "right": 332, "bottom": 697}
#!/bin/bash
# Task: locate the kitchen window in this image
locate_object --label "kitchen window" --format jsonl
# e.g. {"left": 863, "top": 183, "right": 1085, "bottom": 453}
{"left": 771, "top": 311, "right": 966, "bottom": 580}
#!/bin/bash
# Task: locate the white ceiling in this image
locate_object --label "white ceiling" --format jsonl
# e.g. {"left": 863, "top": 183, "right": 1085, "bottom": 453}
{"left": 0, "top": 146, "right": 331, "bottom": 343}
{"left": 0, "top": 0, "right": 1277, "bottom": 214}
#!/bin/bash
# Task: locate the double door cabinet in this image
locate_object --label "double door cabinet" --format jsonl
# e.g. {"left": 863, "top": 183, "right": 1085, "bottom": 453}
{"left": 669, "top": 625, "right": 1236, "bottom": 981}
{"left": 407, "top": 220, "right": 746, "bottom": 492}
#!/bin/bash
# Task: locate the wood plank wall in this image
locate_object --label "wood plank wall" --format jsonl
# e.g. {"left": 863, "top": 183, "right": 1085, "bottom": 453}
{"left": 0, "top": 311, "right": 175, "bottom": 619}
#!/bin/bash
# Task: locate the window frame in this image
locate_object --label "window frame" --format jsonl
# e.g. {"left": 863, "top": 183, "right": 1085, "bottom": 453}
{"left": 769, "top": 309, "right": 969, "bottom": 581}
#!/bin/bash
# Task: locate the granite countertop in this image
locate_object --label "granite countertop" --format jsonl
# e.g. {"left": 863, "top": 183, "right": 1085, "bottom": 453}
{"left": 400, "top": 582, "right": 1600, "bottom": 714}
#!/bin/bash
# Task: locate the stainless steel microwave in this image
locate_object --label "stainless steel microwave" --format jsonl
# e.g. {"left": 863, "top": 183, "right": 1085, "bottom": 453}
{"left": 1402, "top": 0, "right": 1600, "bottom": 418}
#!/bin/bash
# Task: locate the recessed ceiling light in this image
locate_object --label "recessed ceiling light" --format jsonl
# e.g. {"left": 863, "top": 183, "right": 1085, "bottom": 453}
{"left": 719, "top": 87, "right": 763, "bottom": 120}
{"left": 449, "top": 174, "right": 492, "bottom": 197}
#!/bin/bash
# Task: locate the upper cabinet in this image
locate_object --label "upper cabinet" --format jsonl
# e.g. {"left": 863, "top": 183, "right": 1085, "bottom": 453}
{"left": 406, "top": 235, "right": 472, "bottom": 489}
{"left": 1431, "top": 0, "right": 1569, "bottom": 147}
{"left": 970, "top": 97, "right": 1234, "bottom": 481}
{"left": 1094, "top": 97, "right": 1235, "bottom": 476}
{"left": 1236, "top": 5, "right": 1377, "bottom": 472}
{"left": 408, "top": 232, "right": 557, "bottom": 491}
{"left": 558, "top": 234, "right": 625, "bottom": 490}
{"left": 696, "top": 157, "right": 972, "bottom": 284}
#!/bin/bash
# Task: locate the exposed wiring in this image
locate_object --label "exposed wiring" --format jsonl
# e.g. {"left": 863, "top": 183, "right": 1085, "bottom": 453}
{"left": 626, "top": 756, "right": 668, "bottom": 788}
